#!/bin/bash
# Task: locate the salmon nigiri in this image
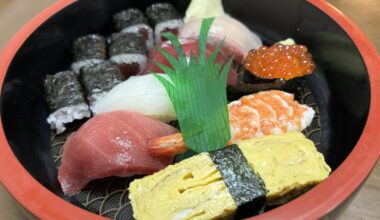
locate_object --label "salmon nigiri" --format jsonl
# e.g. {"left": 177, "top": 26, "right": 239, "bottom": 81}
{"left": 148, "top": 90, "right": 315, "bottom": 157}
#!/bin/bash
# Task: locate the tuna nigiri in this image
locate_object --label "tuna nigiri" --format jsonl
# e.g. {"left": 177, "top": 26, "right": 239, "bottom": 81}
{"left": 142, "top": 38, "right": 238, "bottom": 85}
{"left": 58, "top": 111, "right": 178, "bottom": 195}
{"left": 148, "top": 90, "right": 315, "bottom": 157}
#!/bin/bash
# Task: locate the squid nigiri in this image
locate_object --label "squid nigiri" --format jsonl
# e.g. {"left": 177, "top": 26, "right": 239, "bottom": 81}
{"left": 93, "top": 74, "right": 176, "bottom": 122}
{"left": 179, "top": 17, "right": 262, "bottom": 63}
{"left": 148, "top": 90, "right": 315, "bottom": 157}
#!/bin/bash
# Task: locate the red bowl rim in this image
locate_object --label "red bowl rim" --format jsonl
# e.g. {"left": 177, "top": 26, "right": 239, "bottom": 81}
{"left": 0, "top": 0, "right": 379, "bottom": 219}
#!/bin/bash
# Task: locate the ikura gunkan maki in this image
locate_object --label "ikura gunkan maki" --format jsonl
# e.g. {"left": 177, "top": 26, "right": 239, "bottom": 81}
{"left": 113, "top": 8, "right": 154, "bottom": 49}
{"left": 43, "top": 0, "right": 333, "bottom": 219}
{"left": 44, "top": 70, "right": 91, "bottom": 134}
{"left": 71, "top": 34, "right": 106, "bottom": 73}
{"left": 108, "top": 32, "right": 148, "bottom": 79}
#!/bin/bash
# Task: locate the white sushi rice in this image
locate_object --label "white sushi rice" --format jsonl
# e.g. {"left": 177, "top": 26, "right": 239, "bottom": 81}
{"left": 110, "top": 54, "right": 148, "bottom": 72}
{"left": 47, "top": 103, "right": 91, "bottom": 134}
{"left": 87, "top": 91, "right": 109, "bottom": 113}
{"left": 154, "top": 19, "right": 184, "bottom": 43}
{"left": 121, "top": 24, "right": 154, "bottom": 49}
{"left": 301, "top": 106, "right": 316, "bottom": 130}
{"left": 71, "top": 59, "right": 104, "bottom": 74}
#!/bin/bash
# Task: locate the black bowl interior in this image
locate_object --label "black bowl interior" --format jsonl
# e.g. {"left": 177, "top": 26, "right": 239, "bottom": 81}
{"left": 0, "top": 0, "right": 370, "bottom": 218}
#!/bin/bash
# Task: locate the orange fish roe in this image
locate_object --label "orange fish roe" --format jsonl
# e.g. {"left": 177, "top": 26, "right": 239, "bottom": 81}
{"left": 244, "top": 44, "right": 316, "bottom": 80}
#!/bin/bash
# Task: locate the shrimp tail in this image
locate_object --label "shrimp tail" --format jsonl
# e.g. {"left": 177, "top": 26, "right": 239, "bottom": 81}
{"left": 148, "top": 133, "right": 188, "bottom": 157}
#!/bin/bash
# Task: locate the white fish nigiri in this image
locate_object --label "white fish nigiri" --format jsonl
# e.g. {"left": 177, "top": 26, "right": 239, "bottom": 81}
{"left": 184, "top": 0, "right": 225, "bottom": 23}
{"left": 179, "top": 16, "right": 262, "bottom": 63}
{"left": 93, "top": 74, "right": 176, "bottom": 122}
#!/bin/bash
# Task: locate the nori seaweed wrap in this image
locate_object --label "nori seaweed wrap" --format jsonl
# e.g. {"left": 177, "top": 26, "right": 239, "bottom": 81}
{"left": 109, "top": 32, "right": 148, "bottom": 79}
{"left": 79, "top": 61, "right": 123, "bottom": 111}
{"left": 113, "top": 8, "right": 154, "bottom": 49}
{"left": 44, "top": 70, "right": 91, "bottom": 134}
{"left": 145, "top": 3, "right": 184, "bottom": 43}
{"left": 210, "top": 145, "right": 267, "bottom": 217}
{"left": 71, "top": 34, "right": 106, "bottom": 73}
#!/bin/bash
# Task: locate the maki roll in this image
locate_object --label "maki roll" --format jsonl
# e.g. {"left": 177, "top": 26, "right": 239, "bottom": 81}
{"left": 44, "top": 70, "right": 91, "bottom": 134}
{"left": 79, "top": 61, "right": 123, "bottom": 111}
{"left": 109, "top": 32, "right": 148, "bottom": 79}
{"left": 113, "top": 8, "right": 154, "bottom": 49}
{"left": 71, "top": 34, "right": 106, "bottom": 74}
{"left": 145, "top": 3, "right": 184, "bottom": 44}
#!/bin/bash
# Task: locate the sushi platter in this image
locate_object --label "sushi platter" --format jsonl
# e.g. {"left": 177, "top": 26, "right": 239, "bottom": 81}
{"left": 1, "top": 0, "right": 379, "bottom": 219}
{"left": 41, "top": 1, "right": 332, "bottom": 219}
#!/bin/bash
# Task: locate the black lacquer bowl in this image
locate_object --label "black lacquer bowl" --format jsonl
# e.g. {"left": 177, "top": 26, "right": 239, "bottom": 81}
{"left": 0, "top": 0, "right": 379, "bottom": 219}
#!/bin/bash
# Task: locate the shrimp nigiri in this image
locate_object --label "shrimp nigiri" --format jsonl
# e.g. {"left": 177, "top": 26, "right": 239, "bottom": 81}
{"left": 148, "top": 90, "right": 315, "bottom": 157}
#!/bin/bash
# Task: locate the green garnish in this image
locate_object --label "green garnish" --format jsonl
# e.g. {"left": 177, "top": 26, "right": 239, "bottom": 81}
{"left": 153, "top": 17, "right": 232, "bottom": 153}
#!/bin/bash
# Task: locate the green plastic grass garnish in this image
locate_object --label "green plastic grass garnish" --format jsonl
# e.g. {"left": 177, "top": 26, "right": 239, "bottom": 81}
{"left": 153, "top": 17, "right": 232, "bottom": 153}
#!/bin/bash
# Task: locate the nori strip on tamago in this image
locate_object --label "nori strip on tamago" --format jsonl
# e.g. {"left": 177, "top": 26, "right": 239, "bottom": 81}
{"left": 79, "top": 61, "right": 123, "bottom": 110}
{"left": 71, "top": 34, "right": 106, "bottom": 73}
{"left": 113, "top": 8, "right": 148, "bottom": 31}
{"left": 209, "top": 145, "right": 266, "bottom": 217}
{"left": 44, "top": 70, "right": 87, "bottom": 112}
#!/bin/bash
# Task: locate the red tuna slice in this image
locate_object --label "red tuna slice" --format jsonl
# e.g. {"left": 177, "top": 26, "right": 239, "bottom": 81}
{"left": 141, "top": 38, "right": 238, "bottom": 85}
{"left": 58, "top": 111, "right": 178, "bottom": 195}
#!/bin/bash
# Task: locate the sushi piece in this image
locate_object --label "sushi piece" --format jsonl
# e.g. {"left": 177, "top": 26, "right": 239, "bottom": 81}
{"left": 129, "top": 132, "right": 330, "bottom": 219}
{"left": 238, "top": 132, "right": 331, "bottom": 204}
{"left": 58, "top": 111, "right": 178, "bottom": 195}
{"left": 179, "top": 16, "right": 262, "bottom": 63}
{"left": 129, "top": 152, "right": 245, "bottom": 220}
{"left": 79, "top": 61, "right": 123, "bottom": 111}
{"left": 113, "top": 8, "right": 154, "bottom": 48}
{"left": 184, "top": 0, "right": 225, "bottom": 23}
{"left": 93, "top": 74, "right": 176, "bottom": 122}
{"left": 71, "top": 34, "right": 106, "bottom": 73}
{"left": 142, "top": 38, "right": 238, "bottom": 85}
{"left": 209, "top": 145, "right": 267, "bottom": 214}
{"left": 145, "top": 3, "right": 184, "bottom": 44}
{"left": 109, "top": 32, "right": 148, "bottom": 79}
{"left": 44, "top": 70, "right": 91, "bottom": 134}
{"left": 148, "top": 90, "right": 315, "bottom": 157}
{"left": 244, "top": 43, "right": 316, "bottom": 80}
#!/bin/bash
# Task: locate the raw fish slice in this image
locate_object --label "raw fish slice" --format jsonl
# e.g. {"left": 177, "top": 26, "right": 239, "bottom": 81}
{"left": 179, "top": 16, "right": 262, "bottom": 63}
{"left": 141, "top": 38, "right": 238, "bottom": 85}
{"left": 58, "top": 111, "right": 178, "bottom": 195}
{"left": 93, "top": 74, "right": 176, "bottom": 122}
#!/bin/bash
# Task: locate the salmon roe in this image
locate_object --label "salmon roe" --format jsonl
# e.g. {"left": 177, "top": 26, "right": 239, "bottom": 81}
{"left": 244, "top": 44, "right": 316, "bottom": 80}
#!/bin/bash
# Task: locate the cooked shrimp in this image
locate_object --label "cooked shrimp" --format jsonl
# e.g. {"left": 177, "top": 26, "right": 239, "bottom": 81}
{"left": 148, "top": 90, "right": 315, "bottom": 157}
